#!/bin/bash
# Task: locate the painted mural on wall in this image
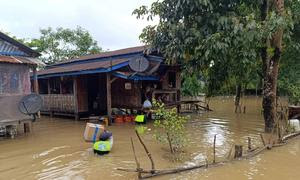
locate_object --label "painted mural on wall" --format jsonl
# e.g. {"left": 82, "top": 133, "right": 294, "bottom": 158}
{"left": 0, "top": 64, "right": 31, "bottom": 95}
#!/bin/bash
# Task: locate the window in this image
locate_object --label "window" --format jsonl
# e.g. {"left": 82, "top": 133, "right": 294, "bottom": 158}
{"left": 38, "top": 79, "right": 48, "bottom": 94}
{"left": 61, "top": 77, "right": 73, "bottom": 94}
{"left": 168, "top": 71, "right": 176, "bottom": 88}
{"left": 49, "top": 77, "right": 60, "bottom": 94}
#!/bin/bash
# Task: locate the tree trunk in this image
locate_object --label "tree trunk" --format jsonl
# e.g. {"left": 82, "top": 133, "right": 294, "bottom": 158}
{"left": 261, "top": 0, "right": 284, "bottom": 133}
{"left": 235, "top": 84, "right": 242, "bottom": 113}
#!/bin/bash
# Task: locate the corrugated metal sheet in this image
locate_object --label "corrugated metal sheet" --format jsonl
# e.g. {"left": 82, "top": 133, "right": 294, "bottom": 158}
{"left": 0, "top": 39, "right": 28, "bottom": 56}
{"left": 51, "top": 46, "right": 147, "bottom": 67}
{"left": 0, "top": 55, "right": 39, "bottom": 65}
{"left": 36, "top": 46, "right": 163, "bottom": 78}
{"left": 37, "top": 58, "right": 129, "bottom": 76}
{"left": 0, "top": 31, "right": 40, "bottom": 57}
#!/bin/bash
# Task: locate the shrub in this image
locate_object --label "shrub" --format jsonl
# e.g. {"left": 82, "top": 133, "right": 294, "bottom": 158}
{"left": 152, "top": 100, "right": 188, "bottom": 154}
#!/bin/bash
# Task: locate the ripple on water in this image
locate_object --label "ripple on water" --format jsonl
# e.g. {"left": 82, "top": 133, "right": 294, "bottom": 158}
{"left": 33, "top": 146, "right": 70, "bottom": 159}
{"left": 2, "top": 97, "right": 300, "bottom": 180}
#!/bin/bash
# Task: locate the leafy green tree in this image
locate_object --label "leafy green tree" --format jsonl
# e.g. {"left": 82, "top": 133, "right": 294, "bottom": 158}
{"left": 181, "top": 71, "right": 204, "bottom": 97}
{"left": 134, "top": 0, "right": 299, "bottom": 132}
{"left": 278, "top": 21, "right": 300, "bottom": 104}
{"left": 27, "top": 26, "right": 102, "bottom": 64}
{"left": 152, "top": 100, "right": 188, "bottom": 154}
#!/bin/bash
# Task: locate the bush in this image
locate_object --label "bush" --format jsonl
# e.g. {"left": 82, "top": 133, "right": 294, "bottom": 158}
{"left": 287, "top": 84, "right": 300, "bottom": 105}
{"left": 152, "top": 100, "right": 188, "bottom": 154}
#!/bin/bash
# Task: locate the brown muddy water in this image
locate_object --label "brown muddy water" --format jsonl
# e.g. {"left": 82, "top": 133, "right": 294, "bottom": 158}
{"left": 0, "top": 97, "right": 300, "bottom": 180}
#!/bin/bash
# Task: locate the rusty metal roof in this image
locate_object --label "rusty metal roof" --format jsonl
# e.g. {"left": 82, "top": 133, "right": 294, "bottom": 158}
{"left": 0, "top": 31, "right": 40, "bottom": 57}
{"left": 37, "top": 58, "right": 129, "bottom": 76}
{"left": 36, "top": 46, "right": 164, "bottom": 78}
{"left": 51, "top": 45, "right": 147, "bottom": 67}
{"left": 0, "top": 55, "right": 40, "bottom": 65}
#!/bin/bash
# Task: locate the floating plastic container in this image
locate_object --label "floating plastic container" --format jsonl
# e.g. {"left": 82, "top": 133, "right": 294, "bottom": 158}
{"left": 130, "top": 115, "right": 136, "bottom": 122}
{"left": 124, "top": 115, "right": 132, "bottom": 123}
{"left": 114, "top": 115, "right": 124, "bottom": 123}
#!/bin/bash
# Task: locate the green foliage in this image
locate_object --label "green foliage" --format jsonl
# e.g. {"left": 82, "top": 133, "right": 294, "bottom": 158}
{"left": 133, "top": 0, "right": 299, "bottom": 97}
{"left": 27, "top": 26, "right": 102, "bottom": 64}
{"left": 278, "top": 22, "right": 300, "bottom": 103}
{"left": 181, "top": 72, "right": 204, "bottom": 96}
{"left": 152, "top": 100, "right": 188, "bottom": 154}
{"left": 287, "top": 84, "right": 300, "bottom": 105}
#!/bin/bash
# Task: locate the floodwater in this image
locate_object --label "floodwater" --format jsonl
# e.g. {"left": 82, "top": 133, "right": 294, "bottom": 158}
{"left": 0, "top": 97, "right": 300, "bottom": 180}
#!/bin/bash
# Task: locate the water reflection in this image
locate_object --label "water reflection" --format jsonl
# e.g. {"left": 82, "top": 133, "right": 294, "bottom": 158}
{"left": 0, "top": 97, "right": 299, "bottom": 180}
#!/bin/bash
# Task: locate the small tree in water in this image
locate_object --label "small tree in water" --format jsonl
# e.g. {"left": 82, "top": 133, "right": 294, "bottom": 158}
{"left": 152, "top": 100, "right": 188, "bottom": 154}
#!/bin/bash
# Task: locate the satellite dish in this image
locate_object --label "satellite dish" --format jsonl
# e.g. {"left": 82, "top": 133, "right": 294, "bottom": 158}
{"left": 19, "top": 93, "right": 43, "bottom": 115}
{"left": 129, "top": 56, "right": 150, "bottom": 72}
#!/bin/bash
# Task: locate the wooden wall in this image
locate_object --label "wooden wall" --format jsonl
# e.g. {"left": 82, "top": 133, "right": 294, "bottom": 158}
{"left": 37, "top": 65, "right": 181, "bottom": 116}
{"left": 111, "top": 78, "right": 142, "bottom": 109}
{"left": 76, "top": 75, "right": 88, "bottom": 113}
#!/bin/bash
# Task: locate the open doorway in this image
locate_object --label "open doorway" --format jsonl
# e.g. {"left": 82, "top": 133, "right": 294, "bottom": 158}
{"left": 87, "top": 74, "right": 107, "bottom": 115}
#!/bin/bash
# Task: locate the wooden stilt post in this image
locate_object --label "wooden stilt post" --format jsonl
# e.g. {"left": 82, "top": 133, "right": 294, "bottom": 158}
{"left": 32, "top": 66, "right": 39, "bottom": 94}
{"left": 73, "top": 76, "right": 79, "bottom": 120}
{"left": 248, "top": 137, "right": 252, "bottom": 151}
{"left": 47, "top": 78, "right": 51, "bottom": 94}
{"left": 260, "top": 133, "right": 266, "bottom": 146}
{"left": 106, "top": 73, "right": 112, "bottom": 124}
{"left": 234, "top": 145, "right": 243, "bottom": 159}
{"left": 24, "top": 123, "right": 29, "bottom": 133}
{"left": 32, "top": 66, "right": 41, "bottom": 118}
{"left": 213, "top": 134, "right": 217, "bottom": 163}
{"left": 47, "top": 78, "right": 53, "bottom": 118}
{"left": 59, "top": 77, "right": 63, "bottom": 94}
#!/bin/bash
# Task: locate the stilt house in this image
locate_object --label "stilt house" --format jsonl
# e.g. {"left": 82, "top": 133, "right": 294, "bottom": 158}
{"left": 36, "top": 46, "right": 181, "bottom": 120}
{"left": 0, "top": 31, "right": 40, "bottom": 128}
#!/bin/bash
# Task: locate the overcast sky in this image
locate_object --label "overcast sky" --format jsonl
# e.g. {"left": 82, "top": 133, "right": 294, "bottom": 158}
{"left": 0, "top": 0, "right": 156, "bottom": 50}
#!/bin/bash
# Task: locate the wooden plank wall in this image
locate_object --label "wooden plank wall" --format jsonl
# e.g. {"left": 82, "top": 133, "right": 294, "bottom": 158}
{"left": 111, "top": 78, "right": 141, "bottom": 109}
{"left": 76, "top": 75, "right": 88, "bottom": 113}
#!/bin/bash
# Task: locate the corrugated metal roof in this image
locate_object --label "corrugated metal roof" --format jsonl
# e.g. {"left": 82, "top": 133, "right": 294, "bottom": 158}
{"left": 0, "top": 39, "right": 27, "bottom": 56}
{"left": 51, "top": 46, "right": 147, "bottom": 67}
{"left": 36, "top": 46, "right": 164, "bottom": 78}
{"left": 37, "top": 58, "right": 129, "bottom": 76}
{"left": 0, "top": 55, "right": 39, "bottom": 65}
{"left": 0, "top": 31, "right": 40, "bottom": 57}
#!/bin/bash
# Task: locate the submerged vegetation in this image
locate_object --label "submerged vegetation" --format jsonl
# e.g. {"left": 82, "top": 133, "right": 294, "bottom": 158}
{"left": 152, "top": 100, "right": 188, "bottom": 155}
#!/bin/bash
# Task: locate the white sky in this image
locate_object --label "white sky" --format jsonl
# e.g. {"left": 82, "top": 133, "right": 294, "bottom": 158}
{"left": 0, "top": 0, "right": 156, "bottom": 50}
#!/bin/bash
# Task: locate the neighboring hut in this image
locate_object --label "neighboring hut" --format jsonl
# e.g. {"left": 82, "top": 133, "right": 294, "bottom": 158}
{"left": 0, "top": 31, "right": 41, "bottom": 135}
{"left": 36, "top": 46, "right": 181, "bottom": 120}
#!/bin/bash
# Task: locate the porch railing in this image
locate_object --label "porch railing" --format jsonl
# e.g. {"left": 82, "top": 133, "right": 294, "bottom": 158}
{"left": 41, "top": 94, "right": 75, "bottom": 113}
